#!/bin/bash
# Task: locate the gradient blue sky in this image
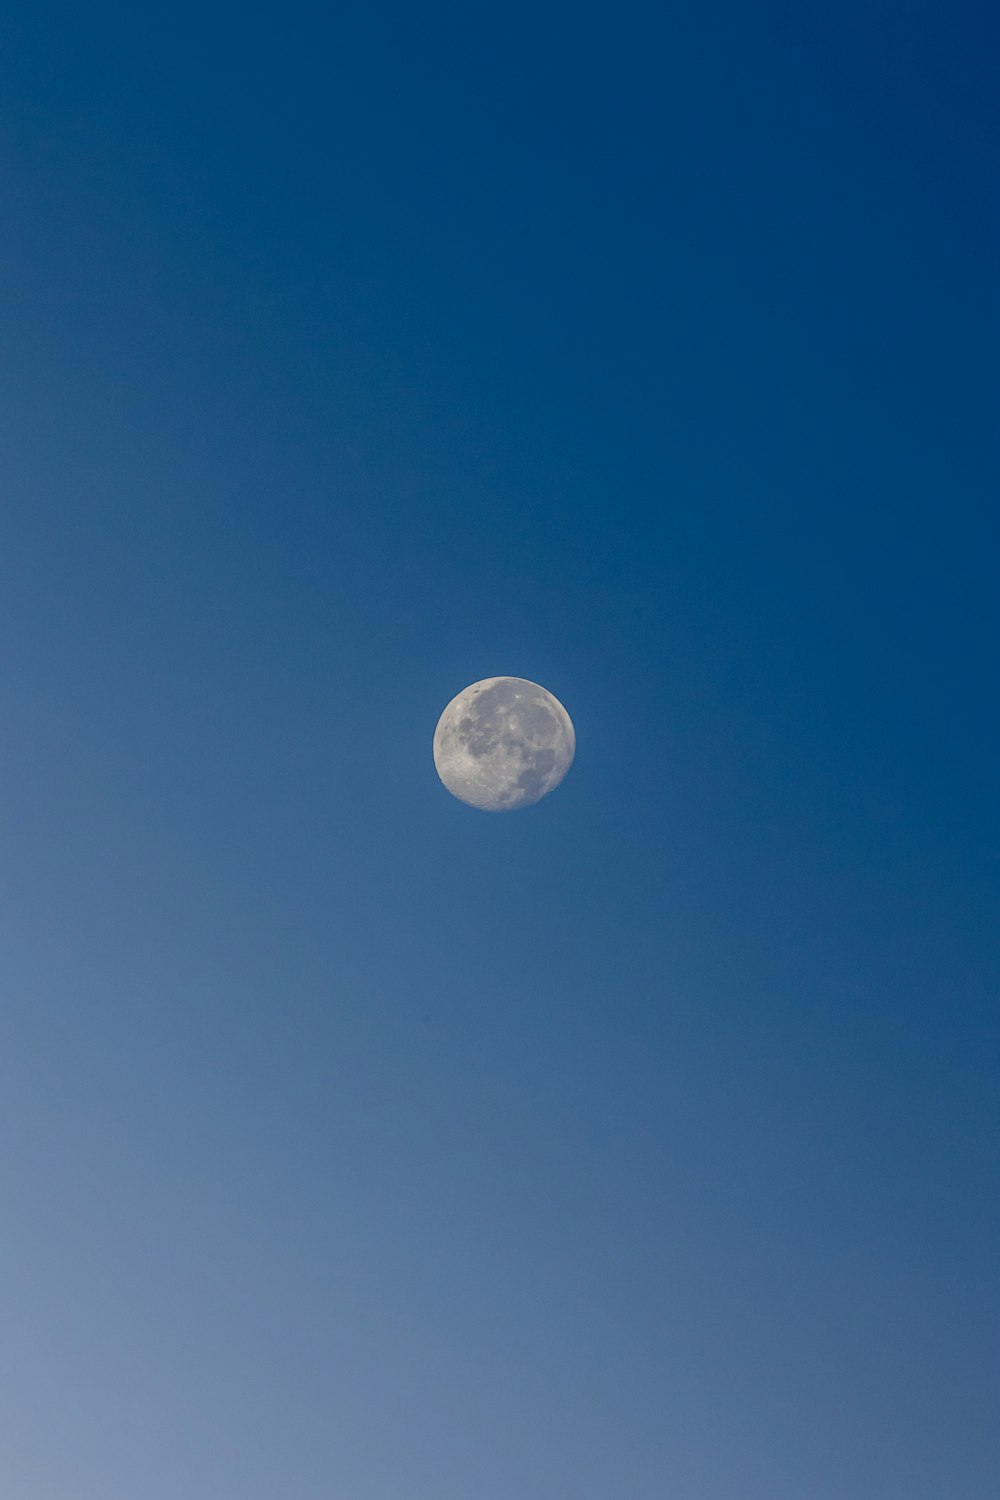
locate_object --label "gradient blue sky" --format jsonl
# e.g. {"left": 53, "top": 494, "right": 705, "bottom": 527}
{"left": 1, "top": 3, "right": 998, "bottom": 1496}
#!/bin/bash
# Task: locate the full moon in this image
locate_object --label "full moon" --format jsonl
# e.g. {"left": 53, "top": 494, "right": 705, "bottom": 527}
{"left": 433, "top": 677, "right": 576, "bottom": 812}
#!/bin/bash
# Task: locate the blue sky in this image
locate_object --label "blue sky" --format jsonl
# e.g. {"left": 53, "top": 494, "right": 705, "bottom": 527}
{"left": 1, "top": 3, "right": 998, "bottom": 1496}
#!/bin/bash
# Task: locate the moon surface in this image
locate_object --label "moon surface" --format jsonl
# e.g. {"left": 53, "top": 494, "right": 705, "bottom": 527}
{"left": 433, "top": 677, "right": 575, "bottom": 812}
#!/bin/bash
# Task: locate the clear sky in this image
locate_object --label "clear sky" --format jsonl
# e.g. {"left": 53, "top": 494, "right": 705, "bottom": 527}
{"left": 1, "top": 3, "right": 997, "bottom": 1497}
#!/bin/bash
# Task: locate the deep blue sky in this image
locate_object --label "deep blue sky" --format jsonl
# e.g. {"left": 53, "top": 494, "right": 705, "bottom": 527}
{"left": 1, "top": 3, "right": 997, "bottom": 1496}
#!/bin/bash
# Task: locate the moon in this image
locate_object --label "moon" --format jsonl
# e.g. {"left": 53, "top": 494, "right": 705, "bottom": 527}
{"left": 433, "top": 677, "right": 575, "bottom": 812}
